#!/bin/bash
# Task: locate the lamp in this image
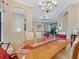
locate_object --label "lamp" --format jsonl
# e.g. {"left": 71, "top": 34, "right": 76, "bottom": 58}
{"left": 38, "top": 0, "right": 57, "bottom": 13}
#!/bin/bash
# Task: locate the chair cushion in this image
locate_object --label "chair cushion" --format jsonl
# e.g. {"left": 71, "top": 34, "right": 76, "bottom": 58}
{"left": 56, "top": 34, "right": 66, "bottom": 40}
{"left": 0, "top": 47, "right": 10, "bottom": 59}
{"left": 44, "top": 34, "right": 50, "bottom": 38}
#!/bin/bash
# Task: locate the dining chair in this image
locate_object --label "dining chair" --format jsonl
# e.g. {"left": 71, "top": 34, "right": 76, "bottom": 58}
{"left": 0, "top": 42, "right": 19, "bottom": 59}
{"left": 70, "top": 37, "right": 79, "bottom": 59}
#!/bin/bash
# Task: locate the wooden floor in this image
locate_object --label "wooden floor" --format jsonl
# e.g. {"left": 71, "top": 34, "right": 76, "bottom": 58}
{"left": 52, "top": 49, "right": 70, "bottom": 59}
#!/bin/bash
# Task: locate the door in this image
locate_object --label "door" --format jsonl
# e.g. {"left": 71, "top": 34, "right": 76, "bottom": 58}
{"left": 0, "top": 12, "right": 1, "bottom": 41}
{"left": 50, "top": 23, "right": 58, "bottom": 35}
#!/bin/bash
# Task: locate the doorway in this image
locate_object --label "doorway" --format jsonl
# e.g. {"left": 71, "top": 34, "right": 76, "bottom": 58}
{"left": 0, "top": 11, "right": 1, "bottom": 41}
{"left": 0, "top": 9, "right": 3, "bottom": 42}
{"left": 50, "top": 23, "right": 58, "bottom": 35}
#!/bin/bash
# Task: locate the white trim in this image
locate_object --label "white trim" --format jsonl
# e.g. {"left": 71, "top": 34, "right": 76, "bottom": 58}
{"left": 14, "top": 0, "right": 32, "bottom": 7}
{"left": 70, "top": 0, "right": 79, "bottom": 4}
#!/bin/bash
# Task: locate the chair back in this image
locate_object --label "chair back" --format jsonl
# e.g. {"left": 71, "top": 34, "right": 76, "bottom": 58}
{"left": 70, "top": 37, "right": 79, "bottom": 59}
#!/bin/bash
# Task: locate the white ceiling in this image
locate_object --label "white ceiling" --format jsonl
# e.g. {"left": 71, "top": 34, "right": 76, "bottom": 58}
{"left": 15, "top": 0, "right": 79, "bottom": 20}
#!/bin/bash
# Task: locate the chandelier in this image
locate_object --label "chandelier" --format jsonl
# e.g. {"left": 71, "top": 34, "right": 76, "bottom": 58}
{"left": 38, "top": 0, "right": 57, "bottom": 13}
{"left": 1, "top": 0, "right": 8, "bottom": 12}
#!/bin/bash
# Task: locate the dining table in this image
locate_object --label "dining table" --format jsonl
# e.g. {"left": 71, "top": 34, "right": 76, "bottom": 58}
{"left": 17, "top": 39, "right": 68, "bottom": 59}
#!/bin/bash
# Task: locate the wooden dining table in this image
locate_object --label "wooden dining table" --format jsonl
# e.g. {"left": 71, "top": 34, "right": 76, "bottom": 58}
{"left": 17, "top": 40, "right": 68, "bottom": 59}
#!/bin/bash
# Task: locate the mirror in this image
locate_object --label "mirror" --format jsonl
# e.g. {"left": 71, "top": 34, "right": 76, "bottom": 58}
{"left": 12, "top": 7, "right": 26, "bottom": 32}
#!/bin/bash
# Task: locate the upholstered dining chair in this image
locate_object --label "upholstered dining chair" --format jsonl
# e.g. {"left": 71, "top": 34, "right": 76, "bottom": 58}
{"left": 0, "top": 42, "right": 19, "bottom": 59}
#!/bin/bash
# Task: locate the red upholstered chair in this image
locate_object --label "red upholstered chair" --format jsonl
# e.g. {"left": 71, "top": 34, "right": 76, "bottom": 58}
{"left": 44, "top": 34, "right": 50, "bottom": 38}
{"left": 0, "top": 43, "right": 18, "bottom": 59}
{"left": 0, "top": 43, "right": 11, "bottom": 59}
{"left": 0, "top": 47, "right": 10, "bottom": 59}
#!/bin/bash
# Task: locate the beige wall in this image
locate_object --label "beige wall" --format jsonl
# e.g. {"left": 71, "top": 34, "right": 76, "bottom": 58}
{"left": 3, "top": 0, "right": 32, "bottom": 42}
{"left": 76, "top": 3, "right": 79, "bottom": 28}
{"left": 68, "top": 4, "right": 77, "bottom": 31}
{"left": 68, "top": 3, "right": 79, "bottom": 34}
{"left": 62, "top": 12, "right": 68, "bottom": 32}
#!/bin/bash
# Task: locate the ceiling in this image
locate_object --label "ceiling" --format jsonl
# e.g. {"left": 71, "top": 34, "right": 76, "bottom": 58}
{"left": 15, "top": 0, "right": 79, "bottom": 20}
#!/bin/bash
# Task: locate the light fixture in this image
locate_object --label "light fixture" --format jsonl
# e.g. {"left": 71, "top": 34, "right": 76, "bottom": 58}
{"left": 38, "top": 0, "right": 57, "bottom": 13}
{"left": 58, "top": 26, "right": 62, "bottom": 30}
{"left": 58, "top": 24, "right": 62, "bottom": 30}
{"left": 1, "top": 0, "right": 8, "bottom": 12}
